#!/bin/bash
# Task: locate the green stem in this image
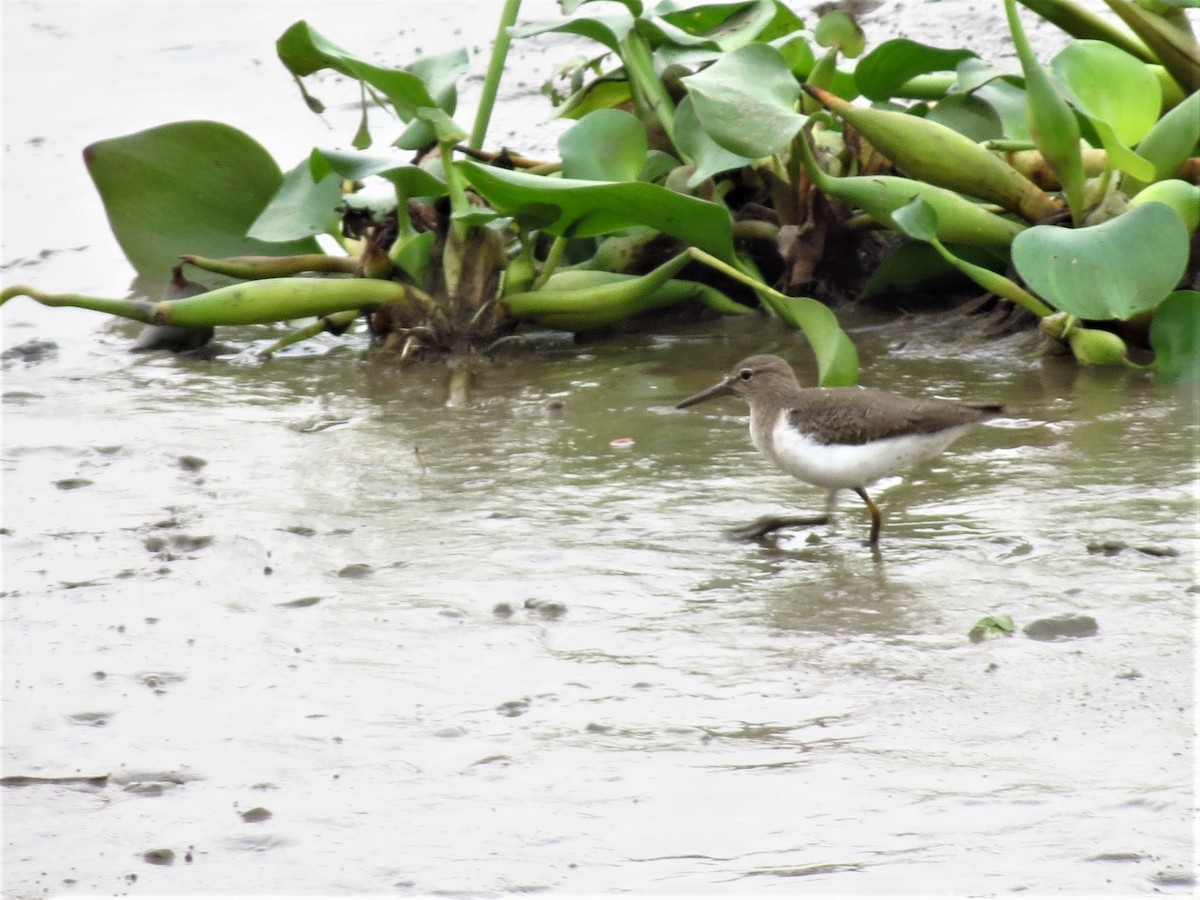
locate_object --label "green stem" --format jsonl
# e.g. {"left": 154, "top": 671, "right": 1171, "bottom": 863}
{"left": 259, "top": 309, "right": 361, "bottom": 357}
{"left": 469, "top": 0, "right": 522, "bottom": 150}
{"left": 1, "top": 285, "right": 158, "bottom": 322}
{"left": 532, "top": 235, "right": 568, "bottom": 290}
{"left": 927, "top": 239, "right": 1056, "bottom": 318}
{"left": 686, "top": 248, "right": 791, "bottom": 311}
{"left": 619, "top": 29, "right": 675, "bottom": 146}
{"left": 439, "top": 140, "right": 471, "bottom": 243}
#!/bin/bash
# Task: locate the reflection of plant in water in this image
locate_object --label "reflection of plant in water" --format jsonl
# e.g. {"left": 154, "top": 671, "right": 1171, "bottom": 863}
{"left": 2, "top": 0, "right": 1197, "bottom": 385}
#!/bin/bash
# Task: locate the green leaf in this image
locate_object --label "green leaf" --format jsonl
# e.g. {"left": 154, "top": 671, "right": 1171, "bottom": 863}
{"left": 312, "top": 149, "right": 447, "bottom": 198}
{"left": 1150, "top": 290, "right": 1200, "bottom": 383}
{"left": 559, "top": 109, "right": 648, "bottom": 181}
{"left": 855, "top": 39, "right": 977, "bottom": 101}
{"left": 923, "top": 93, "right": 1004, "bottom": 142}
{"left": 681, "top": 42, "right": 805, "bottom": 157}
{"left": 673, "top": 95, "right": 754, "bottom": 187}
{"left": 970, "top": 73, "right": 1033, "bottom": 142}
{"left": 969, "top": 614, "right": 1015, "bottom": 641}
{"left": 276, "top": 22, "right": 467, "bottom": 133}
{"left": 1123, "top": 90, "right": 1200, "bottom": 194}
{"left": 646, "top": 0, "right": 783, "bottom": 51}
{"left": 460, "top": 161, "right": 739, "bottom": 262}
{"left": 813, "top": 9, "right": 865, "bottom": 57}
{"left": 1011, "top": 201, "right": 1190, "bottom": 319}
{"left": 248, "top": 156, "right": 344, "bottom": 242}
{"left": 415, "top": 107, "right": 469, "bottom": 145}
{"left": 509, "top": 12, "right": 634, "bottom": 54}
{"left": 1051, "top": 40, "right": 1161, "bottom": 146}
{"left": 764, "top": 294, "right": 860, "bottom": 386}
{"left": 84, "top": 121, "right": 322, "bottom": 282}
{"left": 1049, "top": 39, "right": 1159, "bottom": 181}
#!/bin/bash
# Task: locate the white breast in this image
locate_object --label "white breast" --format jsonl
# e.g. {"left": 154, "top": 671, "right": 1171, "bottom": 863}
{"left": 754, "top": 413, "right": 972, "bottom": 490}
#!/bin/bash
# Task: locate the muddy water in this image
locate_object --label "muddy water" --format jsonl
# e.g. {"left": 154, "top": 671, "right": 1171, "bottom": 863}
{"left": 3, "top": 2, "right": 1196, "bottom": 897}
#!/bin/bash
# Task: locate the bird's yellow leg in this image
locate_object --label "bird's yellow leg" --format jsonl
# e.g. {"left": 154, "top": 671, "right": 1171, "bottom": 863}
{"left": 853, "top": 487, "right": 883, "bottom": 545}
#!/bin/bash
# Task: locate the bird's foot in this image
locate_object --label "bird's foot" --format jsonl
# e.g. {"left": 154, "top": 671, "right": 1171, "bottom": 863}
{"left": 726, "top": 514, "right": 830, "bottom": 541}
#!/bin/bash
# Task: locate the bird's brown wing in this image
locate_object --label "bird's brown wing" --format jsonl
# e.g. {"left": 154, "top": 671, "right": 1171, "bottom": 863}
{"left": 786, "top": 388, "right": 999, "bottom": 445}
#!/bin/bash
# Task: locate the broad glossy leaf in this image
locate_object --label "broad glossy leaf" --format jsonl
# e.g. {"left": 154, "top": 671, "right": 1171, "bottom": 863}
{"left": 771, "top": 32, "right": 817, "bottom": 76}
{"left": 1051, "top": 40, "right": 1161, "bottom": 145}
{"left": 673, "top": 95, "right": 754, "bottom": 187}
{"left": 1011, "top": 201, "right": 1189, "bottom": 319}
{"left": 248, "top": 157, "right": 343, "bottom": 241}
{"left": 1123, "top": 90, "right": 1200, "bottom": 193}
{"left": 681, "top": 42, "right": 805, "bottom": 157}
{"left": 1128, "top": 179, "right": 1200, "bottom": 232}
{"left": 645, "top": 0, "right": 781, "bottom": 50}
{"left": 84, "top": 121, "right": 323, "bottom": 282}
{"left": 855, "top": 39, "right": 977, "bottom": 102}
{"left": 460, "top": 161, "right": 738, "bottom": 262}
{"left": 560, "top": 109, "right": 648, "bottom": 182}
{"left": 1150, "top": 290, "right": 1200, "bottom": 384}
{"left": 509, "top": 12, "right": 634, "bottom": 53}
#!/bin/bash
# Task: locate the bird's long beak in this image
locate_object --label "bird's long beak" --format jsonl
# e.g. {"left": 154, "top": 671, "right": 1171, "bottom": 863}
{"left": 676, "top": 375, "right": 735, "bottom": 409}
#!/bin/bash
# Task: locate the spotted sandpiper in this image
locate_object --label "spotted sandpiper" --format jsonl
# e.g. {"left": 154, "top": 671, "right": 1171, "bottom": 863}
{"left": 676, "top": 354, "right": 1002, "bottom": 545}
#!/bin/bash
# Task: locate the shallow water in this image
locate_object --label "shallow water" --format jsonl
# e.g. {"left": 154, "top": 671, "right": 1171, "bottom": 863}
{"left": 3, "top": 2, "right": 1197, "bottom": 897}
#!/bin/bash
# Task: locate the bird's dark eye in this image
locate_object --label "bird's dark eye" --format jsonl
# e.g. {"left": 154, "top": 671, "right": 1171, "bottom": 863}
{"left": 738, "top": 368, "right": 753, "bottom": 381}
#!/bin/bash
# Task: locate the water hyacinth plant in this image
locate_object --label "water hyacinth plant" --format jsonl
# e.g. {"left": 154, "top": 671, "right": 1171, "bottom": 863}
{"left": 2, "top": 0, "right": 1197, "bottom": 384}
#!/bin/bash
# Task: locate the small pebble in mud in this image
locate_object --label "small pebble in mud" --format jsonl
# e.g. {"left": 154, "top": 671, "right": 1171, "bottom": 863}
{"left": 524, "top": 599, "right": 566, "bottom": 620}
{"left": 336, "top": 563, "right": 373, "bottom": 579}
{"left": 142, "top": 848, "right": 174, "bottom": 866}
{"left": 240, "top": 807, "right": 272, "bottom": 823}
{"left": 1150, "top": 866, "right": 1196, "bottom": 887}
{"left": 1023, "top": 614, "right": 1099, "bottom": 641}
{"left": 170, "top": 534, "right": 213, "bottom": 552}
{"left": 496, "top": 699, "right": 530, "bottom": 717}
{"left": 1086, "top": 539, "right": 1178, "bottom": 558}
{"left": 492, "top": 602, "right": 514, "bottom": 619}
{"left": 54, "top": 478, "right": 93, "bottom": 491}
{"left": 177, "top": 455, "right": 207, "bottom": 472}
{"left": 67, "top": 711, "right": 111, "bottom": 727}
{"left": 277, "top": 596, "right": 321, "bottom": 609}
